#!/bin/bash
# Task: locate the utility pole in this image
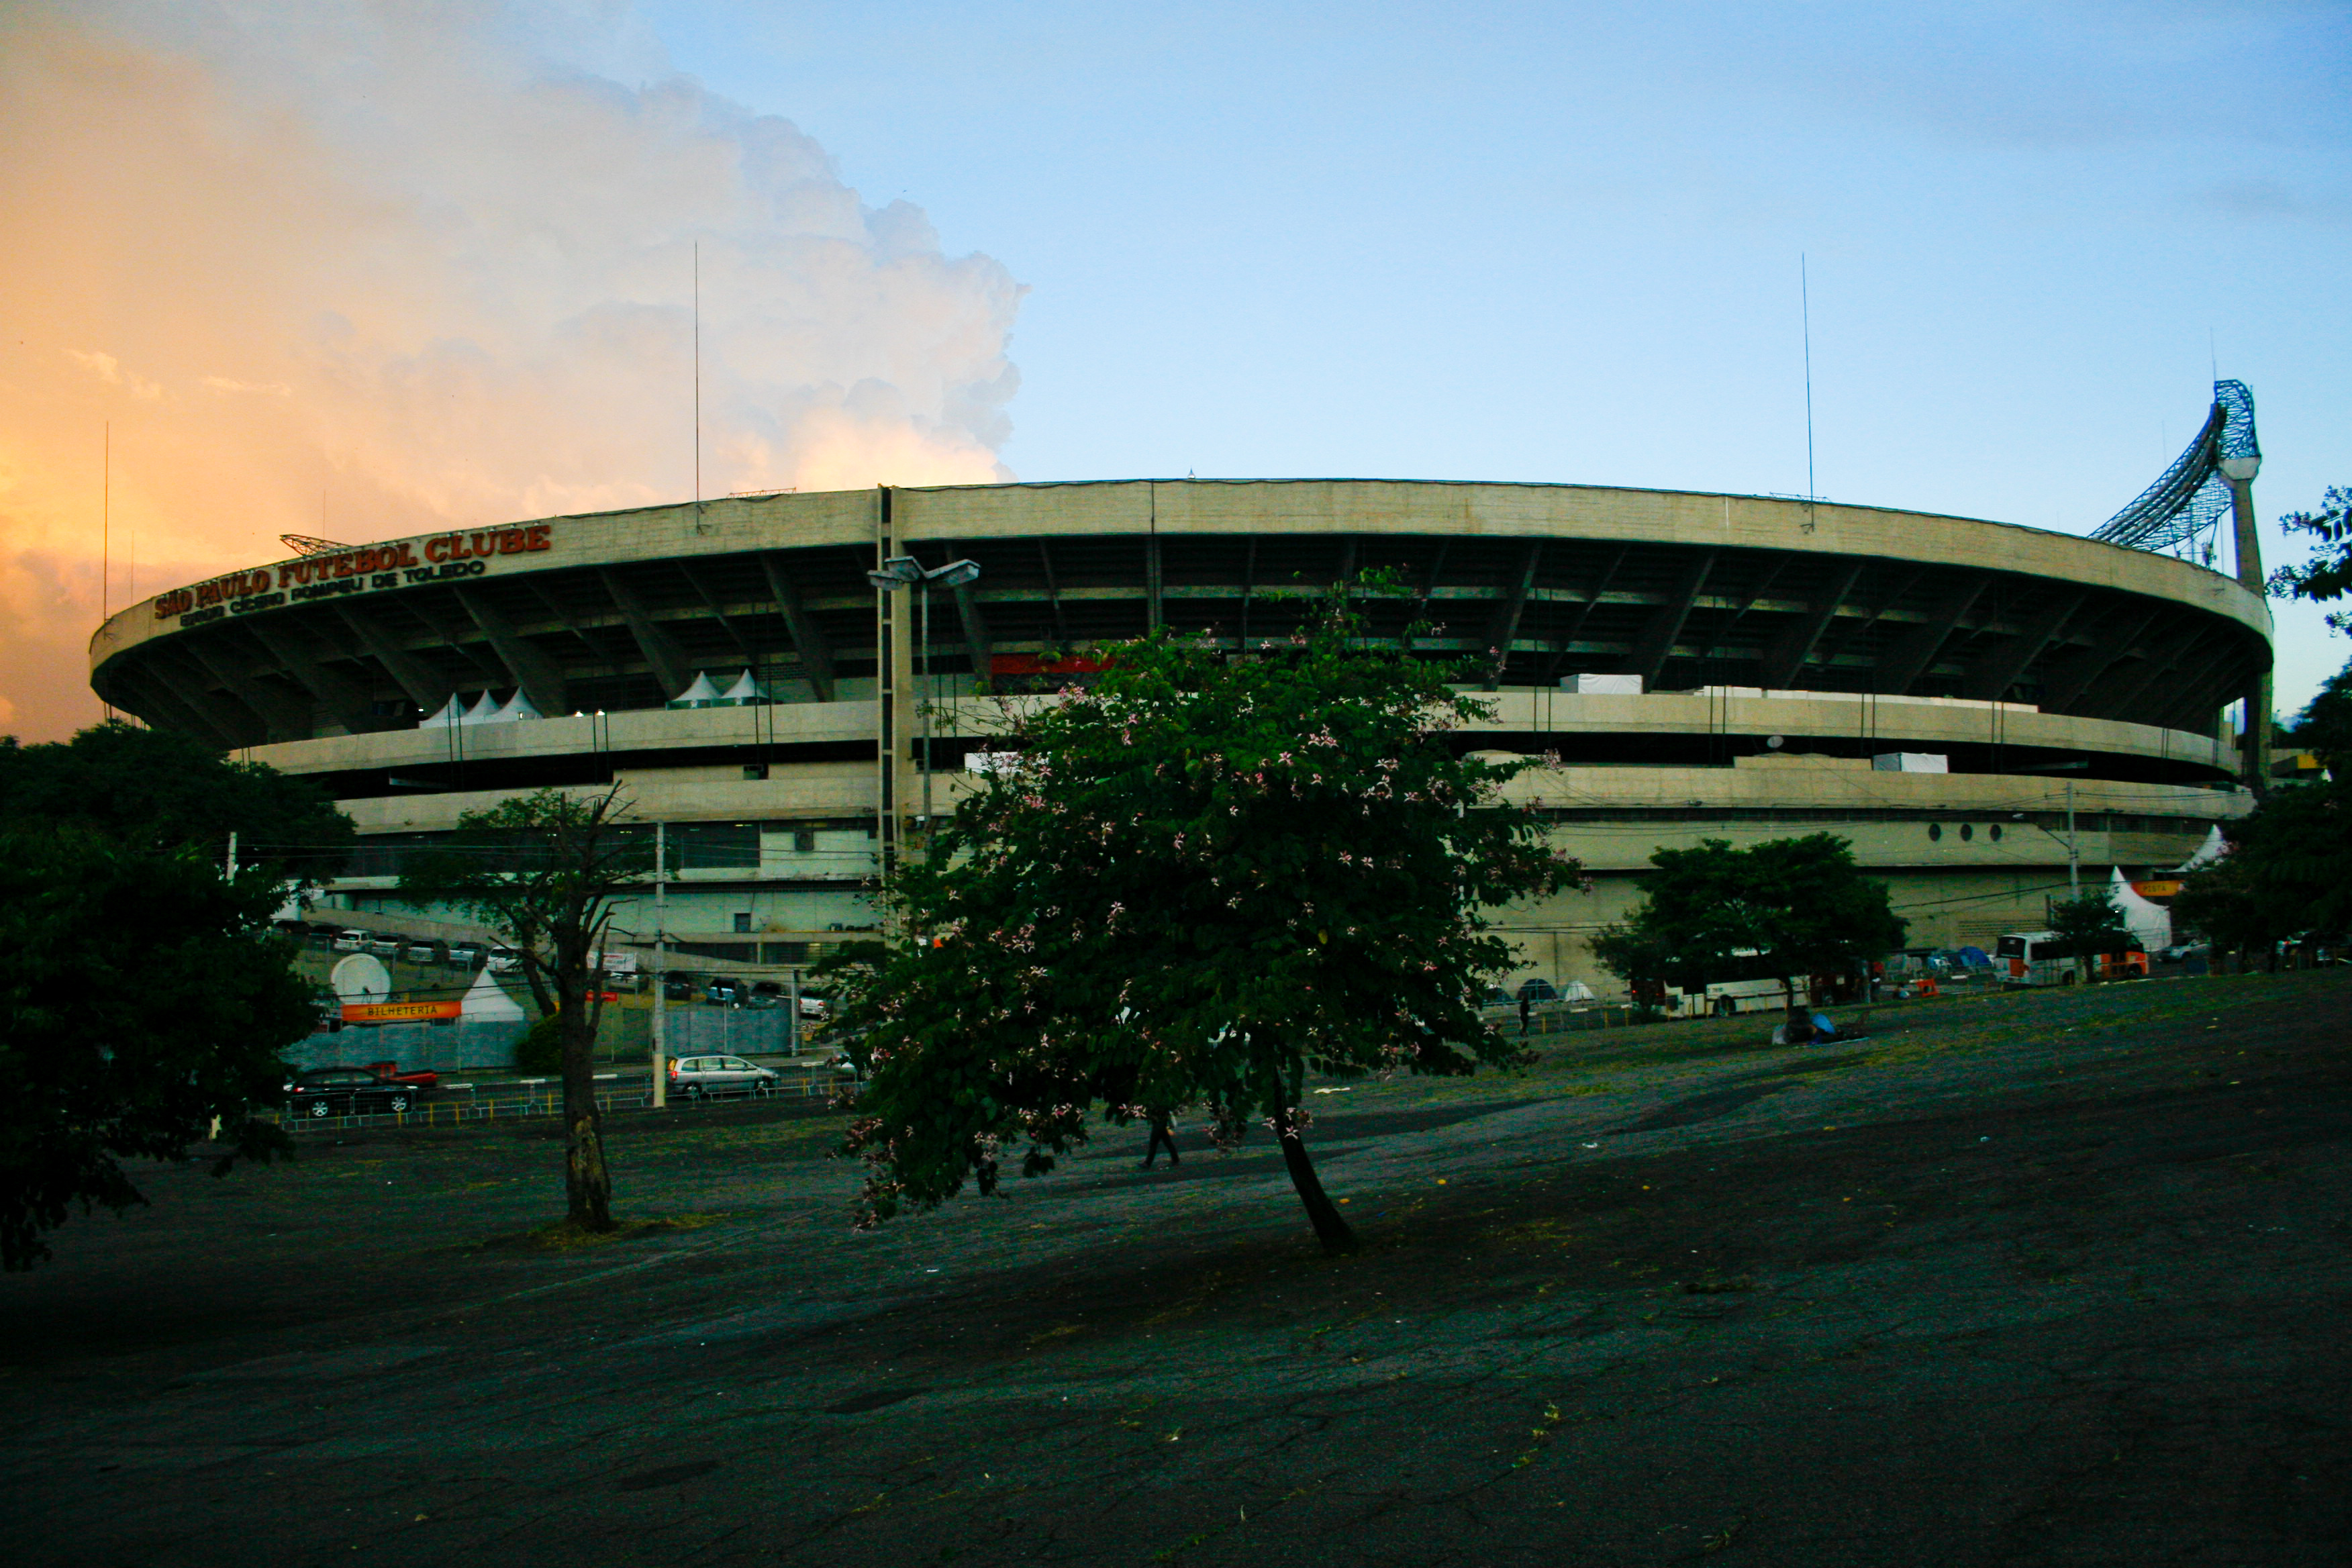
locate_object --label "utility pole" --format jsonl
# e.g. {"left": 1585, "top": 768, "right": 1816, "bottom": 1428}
{"left": 224, "top": 830, "right": 237, "bottom": 879}
{"left": 2065, "top": 780, "right": 2079, "bottom": 898}
{"left": 651, "top": 821, "right": 667, "bottom": 1108}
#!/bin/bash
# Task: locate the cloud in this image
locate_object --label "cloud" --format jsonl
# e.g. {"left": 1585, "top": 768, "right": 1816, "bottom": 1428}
{"left": 0, "top": 0, "right": 1026, "bottom": 741}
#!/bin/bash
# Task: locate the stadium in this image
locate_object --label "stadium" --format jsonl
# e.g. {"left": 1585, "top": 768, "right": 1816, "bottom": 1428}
{"left": 87, "top": 385, "right": 2274, "bottom": 999}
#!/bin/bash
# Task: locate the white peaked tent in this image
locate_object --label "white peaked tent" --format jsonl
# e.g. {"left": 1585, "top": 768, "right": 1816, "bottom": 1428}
{"left": 459, "top": 967, "right": 527, "bottom": 1024}
{"left": 459, "top": 691, "right": 502, "bottom": 725}
{"left": 2109, "top": 866, "right": 2173, "bottom": 953}
{"left": 717, "top": 669, "right": 769, "bottom": 705}
{"left": 487, "top": 689, "right": 542, "bottom": 723}
{"left": 418, "top": 693, "right": 468, "bottom": 728}
{"left": 667, "top": 671, "right": 724, "bottom": 708}
{"left": 2177, "top": 825, "right": 2228, "bottom": 872}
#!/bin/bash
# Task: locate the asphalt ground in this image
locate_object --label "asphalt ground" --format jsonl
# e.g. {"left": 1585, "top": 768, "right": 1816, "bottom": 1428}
{"left": 3, "top": 971, "right": 2347, "bottom": 1567}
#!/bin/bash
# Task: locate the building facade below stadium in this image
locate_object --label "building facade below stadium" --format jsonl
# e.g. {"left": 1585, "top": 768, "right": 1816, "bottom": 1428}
{"left": 89, "top": 478, "right": 2271, "bottom": 997}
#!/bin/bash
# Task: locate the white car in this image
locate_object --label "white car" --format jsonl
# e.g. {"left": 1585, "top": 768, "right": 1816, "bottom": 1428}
{"left": 666, "top": 1055, "right": 781, "bottom": 1099}
{"left": 487, "top": 946, "right": 522, "bottom": 973}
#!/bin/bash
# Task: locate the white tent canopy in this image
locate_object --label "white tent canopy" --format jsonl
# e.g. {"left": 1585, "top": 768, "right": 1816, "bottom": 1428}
{"left": 717, "top": 669, "right": 769, "bottom": 705}
{"left": 2108, "top": 866, "right": 2173, "bottom": 953}
{"left": 459, "top": 691, "right": 501, "bottom": 726}
{"left": 459, "top": 967, "right": 526, "bottom": 1024}
{"left": 487, "top": 689, "right": 542, "bottom": 723}
{"left": 2177, "top": 826, "right": 2227, "bottom": 872}
{"left": 667, "top": 671, "right": 725, "bottom": 708}
{"left": 418, "top": 693, "right": 467, "bottom": 728}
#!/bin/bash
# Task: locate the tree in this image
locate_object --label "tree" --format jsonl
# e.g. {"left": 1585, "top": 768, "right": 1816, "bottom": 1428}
{"left": 2043, "top": 890, "right": 2133, "bottom": 984}
{"left": 396, "top": 787, "right": 650, "bottom": 1231}
{"left": 0, "top": 720, "right": 352, "bottom": 880}
{"left": 0, "top": 826, "right": 313, "bottom": 1269}
{"left": 2173, "top": 781, "right": 2352, "bottom": 965}
{"left": 1590, "top": 835, "right": 1908, "bottom": 1015}
{"left": 2270, "top": 485, "right": 2352, "bottom": 632}
{"left": 2175, "top": 483, "right": 2352, "bottom": 962}
{"left": 832, "top": 589, "right": 1578, "bottom": 1255}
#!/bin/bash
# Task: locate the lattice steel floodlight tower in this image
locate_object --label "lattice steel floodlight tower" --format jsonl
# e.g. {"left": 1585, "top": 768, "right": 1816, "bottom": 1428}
{"left": 2088, "top": 381, "right": 2267, "bottom": 787}
{"left": 2091, "top": 380, "right": 2260, "bottom": 571}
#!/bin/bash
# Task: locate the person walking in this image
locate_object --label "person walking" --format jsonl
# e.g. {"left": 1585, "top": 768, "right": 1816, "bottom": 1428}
{"left": 1142, "top": 1106, "right": 1181, "bottom": 1170}
{"left": 1518, "top": 990, "right": 1533, "bottom": 1037}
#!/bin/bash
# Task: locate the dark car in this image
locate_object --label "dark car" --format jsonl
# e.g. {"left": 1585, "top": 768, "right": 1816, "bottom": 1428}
{"left": 286, "top": 1067, "right": 428, "bottom": 1119}
{"left": 746, "top": 981, "right": 785, "bottom": 1010}
{"left": 705, "top": 976, "right": 745, "bottom": 1006}
{"left": 663, "top": 973, "right": 699, "bottom": 1001}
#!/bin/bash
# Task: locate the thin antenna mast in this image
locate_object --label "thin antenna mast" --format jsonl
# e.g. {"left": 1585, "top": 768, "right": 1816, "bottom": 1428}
{"left": 1801, "top": 256, "right": 1816, "bottom": 503}
{"left": 100, "top": 421, "right": 110, "bottom": 622}
{"left": 100, "top": 420, "right": 112, "bottom": 720}
{"left": 693, "top": 241, "right": 701, "bottom": 509}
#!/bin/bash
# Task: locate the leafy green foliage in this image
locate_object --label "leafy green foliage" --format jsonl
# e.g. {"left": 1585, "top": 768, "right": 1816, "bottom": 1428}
{"left": 2043, "top": 891, "right": 2135, "bottom": 979}
{"left": 1589, "top": 834, "right": 1907, "bottom": 1001}
{"left": 0, "top": 720, "right": 351, "bottom": 882}
{"left": 833, "top": 589, "right": 1578, "bottom": 1244}
{"left": 2269, "top": 485, "right": 2352, "bottom": 632}
{"left": 516, "top": 1010, "right": 565, "bottom": 1074}
{"left": 2174, "top": 782, "right": 2352, "bottom": 952}
{"left": 0, "top": 826, "right": 311, "bottom": 1269}
{"left": 397, "top": 786, "right": 650, "bottom": 1230}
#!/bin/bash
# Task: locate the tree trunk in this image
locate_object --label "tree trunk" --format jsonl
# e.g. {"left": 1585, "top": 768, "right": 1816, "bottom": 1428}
{"left": 559, "top": 971, "right": 615, "bottom": 1232}
{"left": 1271, "top": 1104, "right": 1357, "bottom": 1256}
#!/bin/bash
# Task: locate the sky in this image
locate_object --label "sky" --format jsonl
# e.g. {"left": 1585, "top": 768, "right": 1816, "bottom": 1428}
{"left": 4, "top": 0, "right": 2347, "bottom": 742}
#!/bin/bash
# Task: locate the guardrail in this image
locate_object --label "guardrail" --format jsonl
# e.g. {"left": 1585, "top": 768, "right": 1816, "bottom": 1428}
{"left": 272, "top": 1069, "right": 844, "bottom": 1132}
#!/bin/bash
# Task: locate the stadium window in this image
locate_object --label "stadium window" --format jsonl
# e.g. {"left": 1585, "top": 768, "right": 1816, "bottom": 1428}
{"left": 793, "top": 829, "right": 817, "bottom": 853}
{"left": 744, "top": 763, "right": 769, "bottom": 781}
{"left": 733, "top": 913, "right": 752, "bottom": 934}
{"left": 1928, "top": 823, "right": 1943, "bottom": 842}
{"left": 1959, "top": 824, "right": 1974, "bottom": 842}
{"left": 1989, "top": 824, "right": 2002, "bottom": 842}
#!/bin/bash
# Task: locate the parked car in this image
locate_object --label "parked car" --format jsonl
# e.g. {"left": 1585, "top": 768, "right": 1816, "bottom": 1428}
{"left": 486, "top": 946, "right": 522, "bottom": 973}
{"left": 285, "top": 1066, "right": 428, "bottom": 1118}
{"left": 662, "top": 973, "right": 699, "bottom": 1001}
{"left": 665, "top": 1055, "right": 779, "bottom": 1099}
{"left": 447, "top": 941, "right": 487, "bottom": 969}
{"left": 798, "top": 994, "right": 828, "bottom": 1020}
{"left": 403, "top": 938, "right": 444, "bottom": 965}
{"left": 746, "top": 981, "right": 785, "bottom": 1010}
{"left": 2157, "top": 941, "right": 2208, "bottom": 964}
{"left": 332, "top": 928, "right": 366, "bottom": 952}
{"left": 705, "top": 976, "right": 745, "bottom": 1006}
{"left": 366, "top": 932, "right": 406, "bottom": 958}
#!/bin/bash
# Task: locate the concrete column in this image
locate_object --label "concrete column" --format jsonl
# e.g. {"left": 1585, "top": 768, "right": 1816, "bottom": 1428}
{"left": 2228, "top": 473, "right": 2270, "bottom": 793}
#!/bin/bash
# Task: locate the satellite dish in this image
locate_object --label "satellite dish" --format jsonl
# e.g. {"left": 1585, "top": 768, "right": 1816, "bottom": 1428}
{"left": 330, "top": 953, "right": 392, "bottom": 1003}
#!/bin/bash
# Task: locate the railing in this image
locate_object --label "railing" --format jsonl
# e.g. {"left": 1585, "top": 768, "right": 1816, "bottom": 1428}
{"left": 271, "top": 1068, "right": 843, "bottom": 1131}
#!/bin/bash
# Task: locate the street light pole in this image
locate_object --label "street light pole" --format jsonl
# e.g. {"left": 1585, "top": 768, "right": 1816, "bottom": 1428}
{"left": 866, "top": 556, "right": 981, "bottom": 855}
{"left": 651, "top": 820, "right": 667, "bottom": 1109}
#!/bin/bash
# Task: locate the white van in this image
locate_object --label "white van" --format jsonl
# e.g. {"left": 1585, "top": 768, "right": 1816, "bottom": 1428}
{"left": 332, "top": 929, "right": 366, "bottom": 952}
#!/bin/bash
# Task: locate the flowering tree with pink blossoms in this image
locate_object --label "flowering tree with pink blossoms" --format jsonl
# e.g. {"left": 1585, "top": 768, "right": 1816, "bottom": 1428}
{"left": 834, "top": 583, "right": 1578, "bottom": 1254}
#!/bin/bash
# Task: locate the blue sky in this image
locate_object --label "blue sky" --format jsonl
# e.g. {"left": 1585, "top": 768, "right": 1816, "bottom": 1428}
{"left": 634, "top": 0, "right": 2352, "bottom": 712}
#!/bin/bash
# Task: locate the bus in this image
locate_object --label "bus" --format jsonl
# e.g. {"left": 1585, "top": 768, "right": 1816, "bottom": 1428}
{"left": 1996, "top": 931, "right": 2149, "bottom": 987}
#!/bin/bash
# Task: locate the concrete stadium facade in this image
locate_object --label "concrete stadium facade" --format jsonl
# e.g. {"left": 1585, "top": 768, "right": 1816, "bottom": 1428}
{"left": 89, "top": 479, "right": 2271, "bottom": 994}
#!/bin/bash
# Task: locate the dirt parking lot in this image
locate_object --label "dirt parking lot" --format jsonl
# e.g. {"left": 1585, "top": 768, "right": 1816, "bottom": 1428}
{"left": 3, "top": 971, "right": 2347, "bottom": 1567}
